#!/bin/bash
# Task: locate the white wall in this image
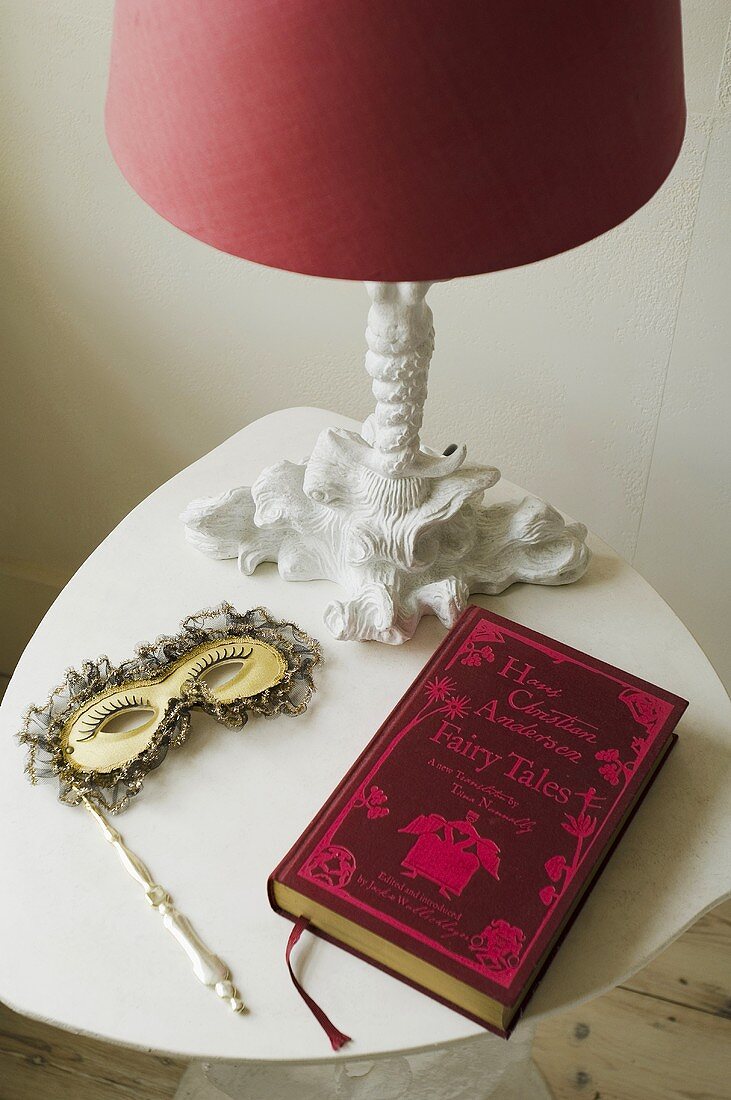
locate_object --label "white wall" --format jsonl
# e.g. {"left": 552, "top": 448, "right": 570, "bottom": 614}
{"left": 1, "top": 2, "right": 729, "bottom": 686}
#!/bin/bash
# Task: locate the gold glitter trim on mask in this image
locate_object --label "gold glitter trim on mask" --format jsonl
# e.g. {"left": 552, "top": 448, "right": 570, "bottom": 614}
{"left": 20, "top": 604, "right": 321, "bottom": 814}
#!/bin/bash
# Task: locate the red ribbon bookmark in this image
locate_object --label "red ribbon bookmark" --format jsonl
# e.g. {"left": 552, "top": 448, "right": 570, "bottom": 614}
{"left": 285, "top": 916, "right": 352, "bottom": 1051}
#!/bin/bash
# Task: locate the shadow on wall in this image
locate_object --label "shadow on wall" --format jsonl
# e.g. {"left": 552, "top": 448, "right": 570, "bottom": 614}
{"left": 0, "top": 1, "right": 372, "bottom": 673}
{"left": 0, "top": 241, "right": 188, "bottom": 672}
{"left": 0, "top": 9, "right": 198, "bottom": 669}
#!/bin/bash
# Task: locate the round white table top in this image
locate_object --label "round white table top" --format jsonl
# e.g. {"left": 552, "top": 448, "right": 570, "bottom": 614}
{"left": 1, "top": 407, "right": 729, "bottom": 1064}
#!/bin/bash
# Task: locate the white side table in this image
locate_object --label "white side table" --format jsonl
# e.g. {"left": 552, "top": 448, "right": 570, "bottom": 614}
{"left": 1, "top": 408, "right": 729, "bottom": 1100}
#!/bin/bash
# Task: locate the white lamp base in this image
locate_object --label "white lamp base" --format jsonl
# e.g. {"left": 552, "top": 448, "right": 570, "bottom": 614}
{"left": 182, "top": 423, "right": 588, "bottom": 644}
{"left": 182, "top": 283, "right": 589, "bottom": 644}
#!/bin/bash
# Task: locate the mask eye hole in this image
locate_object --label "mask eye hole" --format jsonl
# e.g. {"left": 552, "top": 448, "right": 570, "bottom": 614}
{"left": 190, "top": 645, "right": 254, "bottom": 693}
{"left": 75, "top": 694, "right": 155, "bottom": 742}
{"left": 199, "top": 660, "right": 247, "bottom": 691}
{"left": 99, "top": 707, "right": 156, "bottom": 736}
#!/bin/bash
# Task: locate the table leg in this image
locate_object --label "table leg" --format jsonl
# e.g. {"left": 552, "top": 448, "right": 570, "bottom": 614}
{"left": 174, "top": 1022, "right": 553, "bottom": 1099}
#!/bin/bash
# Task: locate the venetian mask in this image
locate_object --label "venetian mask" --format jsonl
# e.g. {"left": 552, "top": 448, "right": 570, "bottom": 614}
{"left": 21, "top": 603, "right": 320, "bottom": 813}
{"left": 19, "top": 604, "right": 320, "bottom": 1014}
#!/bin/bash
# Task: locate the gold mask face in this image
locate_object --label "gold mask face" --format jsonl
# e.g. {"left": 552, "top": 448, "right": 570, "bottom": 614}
{"left": 22, "top": 604, "right": 320, "bottom": 812}
{"left": 20, "top": 605, "right": 321, "bottom": 1016}
{"left": 61, "top": 637, "right": 287, "bottom": 774}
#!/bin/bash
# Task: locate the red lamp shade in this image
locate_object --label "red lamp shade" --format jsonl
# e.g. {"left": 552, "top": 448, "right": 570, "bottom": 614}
{"left": 106, "top": 1, "right": 685, "bottom": 282}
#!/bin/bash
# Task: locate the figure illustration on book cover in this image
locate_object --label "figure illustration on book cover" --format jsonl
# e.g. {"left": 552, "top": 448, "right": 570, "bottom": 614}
{"left": 399, "top": 809, "right": 501, "bottom": 899}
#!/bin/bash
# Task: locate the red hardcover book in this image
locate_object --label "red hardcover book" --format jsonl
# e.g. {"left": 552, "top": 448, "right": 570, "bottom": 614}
{"left": 269, "top": 606, "right": 687, "bottom": 1037}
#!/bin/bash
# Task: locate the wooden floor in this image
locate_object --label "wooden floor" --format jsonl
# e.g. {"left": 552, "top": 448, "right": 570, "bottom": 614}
{"left": 0, "top": 901, "right": 728, "bottom": 1100}
{"left": 533, "top": 899, "right": 731, "bottom": 1099}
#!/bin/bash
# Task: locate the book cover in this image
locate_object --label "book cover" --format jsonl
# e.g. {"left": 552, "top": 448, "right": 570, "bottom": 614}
{"left": 269, "top": 606, "right": 687, "bottom": 1036}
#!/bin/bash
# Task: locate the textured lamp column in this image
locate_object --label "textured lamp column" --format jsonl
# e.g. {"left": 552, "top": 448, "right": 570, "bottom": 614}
{"left": 106, "top": 0, "right": 685, "bottom": 644}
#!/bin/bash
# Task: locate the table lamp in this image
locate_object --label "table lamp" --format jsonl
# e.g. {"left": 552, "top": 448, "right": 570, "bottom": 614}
{"left": 106, "top": 0, "right": 685, "bottom": 644}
